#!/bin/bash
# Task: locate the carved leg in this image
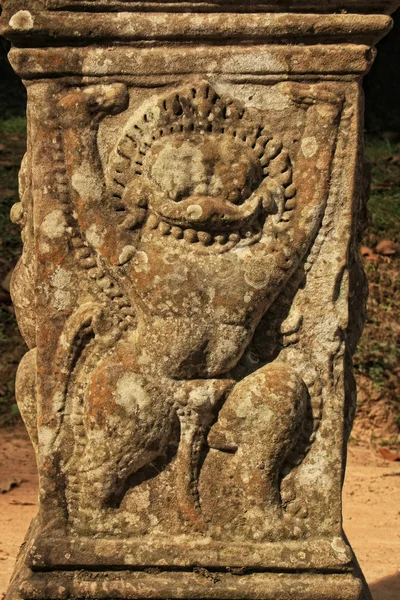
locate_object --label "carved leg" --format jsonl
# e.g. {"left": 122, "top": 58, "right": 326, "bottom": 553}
{"left": 208, "top": 361, "right": 307, "bottom": 537}
{"left": 69, "top": 344, "right": 176, "bottom": 511}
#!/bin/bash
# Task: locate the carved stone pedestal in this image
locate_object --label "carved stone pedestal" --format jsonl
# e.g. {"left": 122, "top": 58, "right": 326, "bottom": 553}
{"left": 2, "top": 1, "right": 399, "bottom": 599}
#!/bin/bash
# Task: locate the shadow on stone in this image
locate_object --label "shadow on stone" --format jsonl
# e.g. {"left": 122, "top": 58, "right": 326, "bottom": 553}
{"left": 369, "top": 573, "right": 400, "bottom": 600}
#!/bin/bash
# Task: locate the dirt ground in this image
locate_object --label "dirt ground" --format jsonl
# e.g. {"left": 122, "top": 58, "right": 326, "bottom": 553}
{"left": 0, "top": 426, "right": 399, "bottom": 599}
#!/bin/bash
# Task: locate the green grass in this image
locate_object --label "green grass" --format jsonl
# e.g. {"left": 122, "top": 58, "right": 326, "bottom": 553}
{"left": 365, "top": 136, "right": 400, "bottom": 242}
{"left": 353, "top": 136, "right": 400, "bottom": 438}
{"left": 0, "top": 116, "right": 27, "bottom": 135}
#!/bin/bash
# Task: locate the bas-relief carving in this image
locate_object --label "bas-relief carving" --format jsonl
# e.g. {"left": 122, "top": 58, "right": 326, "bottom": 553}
{"left": 13, "top": 80, "right": 356, "bottom": 544}
{"left": 4, "top": 1, "right": 399, "bottom": 597}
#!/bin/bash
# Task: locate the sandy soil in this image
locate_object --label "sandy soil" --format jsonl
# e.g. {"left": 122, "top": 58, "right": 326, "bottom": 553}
{"left": 0, "top": 427, "right": 38, "bottom": 596}
{"left": 1, "top": 426, "right": 399, "bottom": 599}
{"left": 343, "top": 445, "right": 400, "bottom": 600}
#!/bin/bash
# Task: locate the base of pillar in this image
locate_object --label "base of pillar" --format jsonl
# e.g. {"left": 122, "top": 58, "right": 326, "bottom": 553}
{"left": 7, "top": 569, "right": 372, "bottom": 600}
{"left": 6, "top": 547, "right": 373, "bottom": 599}
{"left": 6, "top": 520, "right": 372, "bottom": 600}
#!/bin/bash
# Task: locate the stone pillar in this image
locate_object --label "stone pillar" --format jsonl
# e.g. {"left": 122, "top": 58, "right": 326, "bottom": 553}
{"left": 1, "top": 2, "right": 398, "bottom": 599}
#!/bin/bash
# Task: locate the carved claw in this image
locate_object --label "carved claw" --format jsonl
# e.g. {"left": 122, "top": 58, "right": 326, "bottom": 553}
{"left": 58, "top": 83, "right": 129, "bottom": 125}
{"left": 279, "top": 82, "right": 344, "bottom": 108}
{"left": 83, "top": 84, "right": 129, "bottom": 118}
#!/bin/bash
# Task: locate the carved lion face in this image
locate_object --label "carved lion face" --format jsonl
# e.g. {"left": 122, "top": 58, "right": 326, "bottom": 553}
{"left": 108, "top": 83, "right": 288, "bottom": 253}
{"left": 139, "top": 133, "right": 264, "bottom": 231}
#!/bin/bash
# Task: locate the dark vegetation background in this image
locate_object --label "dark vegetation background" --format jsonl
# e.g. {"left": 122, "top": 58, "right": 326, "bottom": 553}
{"left": 0, "top": 13, "right": 399, "bottom": 447}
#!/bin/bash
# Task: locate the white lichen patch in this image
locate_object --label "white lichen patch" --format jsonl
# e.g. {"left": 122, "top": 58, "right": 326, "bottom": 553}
{"left": 187, "top": 383, "right": 221, "bottom": 410}
{"left": 50, "top": 267, "right": 73, "bottom": 311}
{"left": 213, "top": 82, "right": 290, "bottom": 112}
{"left": 115, "top": 373, "right": 151, "bottom": 414}
{"left": 39, "top": 426, "right": 56, "bottom": 457}
{"left": 244, "top": 268, "right": 270, "bottom": 290}
{"left": 118, "top": 245, "right": 136, "bottom": 265}
{"left": 149, "top": 514, "right": 159, "bottom": 527}
{"left": 301, "top": 136, "right": 319, "bottom": 158}
{"left": 51, "top": 269, "right": 72, "bottom": 289}
{"left": 41, "top": 210, "right": 67, "bottom": 240}
{"left": 137, "top": 348, "right": 152, "bottom": 367}
{"left": 85, "top": 224, "right": 104, "bottom": 249}
{"left": 297, "top": 448, "right": 331, "bottom": 489}
{"left": 233, "top": 246, "right": 253, "bottom": 260}
{"left": 131, "top": 487, "right": 151, "bottom": 511}
{"left": 133, "top": 251, "right": 149, "bottom": 273}
{"left": 52, "top": 391, "right": 65, "bottom": 414}
{"left": 9, "top": 10, "right": 34, "bottom": 31}
{"left": 221, "top": 52, "right": 285, "bottom": 74}
{"left": 234, "top": 393, "right": 254, "bottom": 420}
{"left": 53, "top": 288, "right": 72, "bottom": 311}
{"left": 186, "top": 204, "right": 203, "bottom": 220}
{"left": 71, "top": 169, "right": 103, "bottom": 200}
{"left": 331, "top": 536, "right": 350, "bottom": 558}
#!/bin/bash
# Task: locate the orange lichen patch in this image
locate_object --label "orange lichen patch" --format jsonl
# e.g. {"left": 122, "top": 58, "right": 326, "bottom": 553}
{"left": 86, "top": 359, "right": 126, "bottom": 430}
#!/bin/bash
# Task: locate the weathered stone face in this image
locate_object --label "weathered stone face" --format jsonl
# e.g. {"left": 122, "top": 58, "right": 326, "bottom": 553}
{"left": 2, "top": 1, "right": 399, "bottom": 599}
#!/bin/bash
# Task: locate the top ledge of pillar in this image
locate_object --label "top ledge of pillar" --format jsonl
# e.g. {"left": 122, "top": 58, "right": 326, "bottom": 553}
{"left": 1, "top": 0, "right": 400, "bottom": 13}
{"left": 1, "top": 0, "right": 400, "bottom": 77}
{"left": 1, "top": 1, "right": 399, "bottom": 48}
